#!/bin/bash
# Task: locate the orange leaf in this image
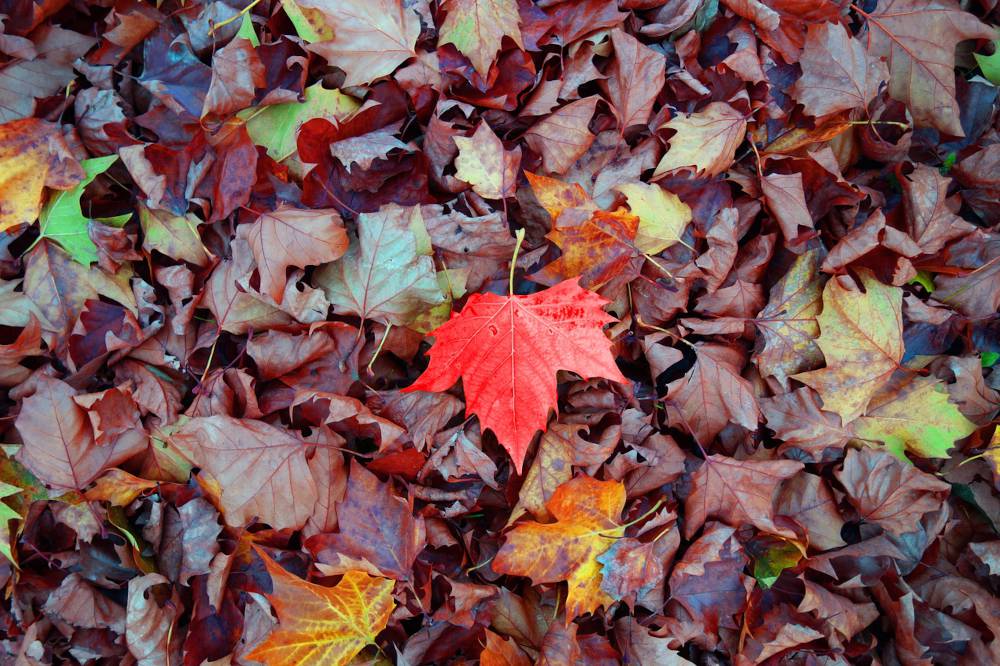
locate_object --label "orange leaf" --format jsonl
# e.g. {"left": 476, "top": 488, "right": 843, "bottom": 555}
{"left": 248, "top": 547, "right": 395, "bottom": 666}
{"left": 493, "top": 475, "right": 626, "bottom": 618}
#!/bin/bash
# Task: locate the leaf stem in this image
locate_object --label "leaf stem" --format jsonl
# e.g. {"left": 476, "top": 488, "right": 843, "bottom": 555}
{"left": 509, "top": 227, "right": 526, "bottom": 297}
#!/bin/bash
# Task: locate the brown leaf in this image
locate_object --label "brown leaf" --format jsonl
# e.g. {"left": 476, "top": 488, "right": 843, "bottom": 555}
{"left": 684, "top": 455, "right": 803, "bottom": 539}
{"left": 170, "top": 416, "right": 319, "bottom": 530}
{"left": 835, "top": 447, "right": 950, "bottom": 537}
{"left": 605, "top": 29, "right": 665, "bottom": 132}
{"left": 524, "top": 97, "right": 600, "bottom": 175}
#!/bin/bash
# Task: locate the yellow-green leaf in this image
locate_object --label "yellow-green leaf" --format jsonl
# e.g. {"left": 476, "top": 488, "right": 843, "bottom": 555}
{"left": 793, "top": 269, "right": 903, "bottom": 424}
{"left": 616, "top": 181, "right": 692, "bottom": 254}
{"left": 854, "top": 376, "right": 977, "bottom": 459}
{"left": 245, "top": 83, "right": 359, "bottom": 163}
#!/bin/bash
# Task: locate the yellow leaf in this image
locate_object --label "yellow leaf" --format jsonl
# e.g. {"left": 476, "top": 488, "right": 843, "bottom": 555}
{"left": 616, "top": 182, "right": 692, "bottom": 254}
{"left": 493, "top": 476, "right": 626, "bottom": 619}
{"left": 248, "top": 548, "right": 395, "bottom": 666}
{"left": 652, "top": 102, "right": 747, "bottom": 178}
{"left": 454, "top": 122, "right": 521, "bottom": 199}
{"left": 793, "top": 269, "right": 903, "bottom": 423}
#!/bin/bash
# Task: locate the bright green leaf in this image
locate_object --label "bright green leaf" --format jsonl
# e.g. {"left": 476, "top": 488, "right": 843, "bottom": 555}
{"left": 983, "top": 351, "right": 999, "bottom": 368}
{"left": 975, "top": 38, "right": 1000, "bottom": 86}
{"left": 37, "top": 155, "right": 125, "bottom": 265}
{"left": 237, "top": 13, "right": 260, "bottom": 47}
{"left": 0, "top": 482, "right": 20, "bottom": 566}
{"left": 244, "top": 83, "right": 359, "bottom": 164}
{"left": 752, "top": 539, "right": 801, "bottom": 589}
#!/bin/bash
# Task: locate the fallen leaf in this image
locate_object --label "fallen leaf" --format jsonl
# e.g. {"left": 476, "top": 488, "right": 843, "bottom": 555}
{"left": 525, "top": 97, "right": 600, "bottom": 175}
{"left": 439, "top": 0, "right": 522, "bottom": 77}
{"left": 405, "top": 278, "right": 626, "bottom": 472}
{"left": 494, "top": 476, "right": 626, "bottom": 619}
{"left": 653, "top": 102, "right": 746, "bottom": 178}
{"left": 454, "top": 122, "right": 521, "bottom": 199}
{"left": 793, "top": 269, "right": 904, "bottom": 424}
{"left": 248, "top": 547, "right": 395, "bottom": 666}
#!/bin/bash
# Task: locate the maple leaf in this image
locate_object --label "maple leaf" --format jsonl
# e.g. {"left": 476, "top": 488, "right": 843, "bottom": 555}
{"left": 605, "top": 29, "right": 665, "bottom": 132}
{"left": 245, "top": 83, "right": 359, "bottom": 163}
{"left": 854, "top": 376, "right": 977, "bottom": 458}
{"left": 652, "top": 102, "right": 747, "bottom": 179}
{"left": 0, "top": 118, "right": 84, "bottom": 233}
{"left": 753, "top": 249, "right": 823, "bottom": 388}
{"left": 793, "top": 269, "right": 904, "bottom": 424}
{"left": 316, "top": 204, "right": 445, "bottom": 327}
{"left": 246, "top": 207, "right": 348, "bottom": 303}
{"left": 454, "top": 122, "right": 522, "bottom": 200}
{"left": 14, "top": 376, "right": 146, "bottom": 490}
{"left": 524, "top": 97, "right": 600, "bottom": 175}
{"left": 0, "top": 482, "right": 20, "bottom": 566}
{"left": 202, "top": 35, "right": 264, "bottom": 121}
{"left": 36, "top": 155, "right": 130, "bottom": 266}
{"left": 534, "top": 208, "right": 643, "bottom": 290}
{"left": 248, "top": 547, "right": 395, "bottom": 666}
{"left": 665, "top": 343, "right": 760, "bottom": 445}
{"left": 297, "top": 0, "right": 420, "bottom": 87}
{"left": 684, "top": 455, "right": 803, "bottom": 539}
{"left": 900, "top": 164, "right": 976, "bottom": 254}
{"left": 138, "top": 205, "right": 211, "bottom": 267}
{"left": 494, "top": 475, "right": 626, "bottom": 618}
{"left": 616, "top": 181, "right": 692, "bottom": 254}
{"left": 438, "top": 0, "right": 523, "bottom": 77}
{"left": 861, "top": 0, "right": 994, "bottom": 136}
{"left": 170, "top": 416, "right": 319, "bottom": 530}
{"left": 791, "top": 22, "right": 887, "bottom": 119}
{"left": 835, "top": 447, "right": 951, "bottom": 536}
{"left": 405, "top": 278, "right": 626, "bottom": 473}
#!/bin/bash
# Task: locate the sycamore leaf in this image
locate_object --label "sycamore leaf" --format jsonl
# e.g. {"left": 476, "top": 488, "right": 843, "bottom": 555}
{"left": 315, "top": 204, "right": 445, "bottom": 326}
{"left": 791, "top": 22, "right": 887, "bottom": 119}
{"left": 405, "top": 278, "right": 626, "bottom": 473}
{"left": 835, "top": 447, "right": 951, "bottom": 535}
{"left": 616, "top": 182, "right": 692, "bottom": 254}
{"left": 854, "top": 376, "right": 976, "bottom": 458}
{"left": 139, "top": 205, "right": 211, "bottom": 267}
{"left": 454, "top": 122, "right": 521, "bottom": 199}
{"left": 439, "top": 0, "right": 523, "bottom": 77}
{"left": 863, "top": 0, "right": 994, "bottom": 136}
{"left": 202, "top": 36, "right": 264, "bottom": 121}
{"left": 298, "top": 0, "right": 420, "bottom": 87}
{"left": 246, "top": 206, "right": 348, "bottom": 303}
{"left": 14, "top": 376, "right": 146, "bottom": 489}
{"left": 494, "top": 476, "right": 626, "bottom": 619}
{"left": 753, "top": 249, "right": 823, "bottom": 389}
{"left": 0, "top": 118, "right": 84, "bottom": 233}
{"left": 170, "top": 416, "right": 319, "bottom": 530}
{"left": 245, "top": 83, "right": 359, "bottom": 163}
{"left": 0, "top": 482, "right": 20, "bottom": 566}
{"left": 793, "top": 269, "right": 903, "bottom": 424}
{"left": 534, "top": 207, "right": 642, "bottom": 290}
{"left": 37, "top": 155, "right": 127, "bottom": 266}
{"left": 248, "top": 547, "right": 395, "bottom": 666}
{"left": 684, "top": 455, "right": 803, "bottom": 539}
{"left": 900, "top": 164, "right": 976, "bottom": 254}
{"left": 481, "top": 629, "right": 532, "bottom": 666}
{"left": 524, "top": 97, "right": 600, "bottom": 175}
{"left": 652, "top": 102, "right": 746, "bottom": 179}
{"left": 665, "top": 343, "right": 760, "bottom": 445}
{"left": 606, "top": 29, "right": 665, "bottom": 132}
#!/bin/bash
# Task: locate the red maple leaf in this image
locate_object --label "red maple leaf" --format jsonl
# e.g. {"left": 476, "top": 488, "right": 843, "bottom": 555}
{"left": 405, "top": 278, "right": 626, "bottom": 472}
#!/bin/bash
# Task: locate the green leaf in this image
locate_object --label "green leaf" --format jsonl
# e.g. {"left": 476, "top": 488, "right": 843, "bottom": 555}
{"left": 237, "top": 13, "right": 260, "bottom": 47}
{"left": 975, "top": 37, "right": 1000, "bottom": 86}
{"left": 37, "top": 155, "right": 126, "bottom": 265}
{"left": 752, "top": 539, "right": 801, "bottom": 589}
{"left": 0, "top": 482, "right": 20, "bottom": 566}
{"left": 244, "top": 83, "right": 359, "bottom": 163}
{"left": 854, "top": 376, "right": 977, "bottom": 459}
{"left": 909, "top": 270, "right": 935, "bottom": 293}
{"left": 982, "top": 351, "right": 999, "bottom": 368}
{"left": 278, "top": 0, "right": 327, "bottom": 43}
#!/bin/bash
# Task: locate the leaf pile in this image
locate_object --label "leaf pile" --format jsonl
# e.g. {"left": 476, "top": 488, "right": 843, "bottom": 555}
{"left": 0, "top": 0, "right": 998, "bottom": 664}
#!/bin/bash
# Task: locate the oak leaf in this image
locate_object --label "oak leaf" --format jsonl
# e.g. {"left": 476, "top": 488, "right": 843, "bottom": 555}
{"left": 405, "top": 278, "right": 626, "bottom": 473}
{"left": 793, "top": 269, "right": 903, "bottom": 424}
{"left": 248, "top": 547, "right": 395, "bottom": 666}
{"left": 439, "top": 0, "right": 523, "bottom": 77}
{"left": 653, "top": 102, "right": 746, "bottom": 178}
{"left": 493, "top": 476, "right": 626, "bottom": 618}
